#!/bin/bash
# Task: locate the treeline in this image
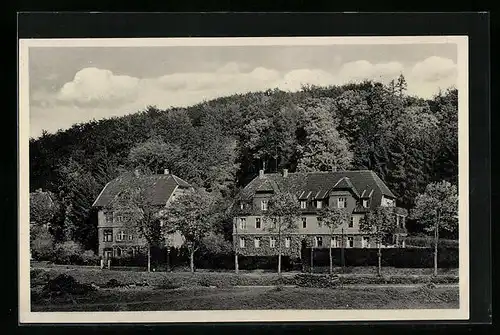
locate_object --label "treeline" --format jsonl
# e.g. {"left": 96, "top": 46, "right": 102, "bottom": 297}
{"left": 29, "top": 77, "right": 458, "bottom": 251}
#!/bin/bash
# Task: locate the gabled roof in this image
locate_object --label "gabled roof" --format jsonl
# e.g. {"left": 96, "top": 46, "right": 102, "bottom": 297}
{"left": 239, "top": 170, "right": 396, "bottom": 210}
{"left": 92, "top": 172, "right": 192, "bottom": 208}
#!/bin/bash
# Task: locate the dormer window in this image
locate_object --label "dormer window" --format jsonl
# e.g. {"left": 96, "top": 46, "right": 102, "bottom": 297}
{"left": 362, "top": 199, "right": 368, "bottom": 208}
{"left": 240, "top": 202, "right": 244, "bottom": 210}
{"left": 261, "top": 200, "right": 268, "bottom": 211}
{"left": 316, "top": 200, "right": 323, "bottom": 209}
{"left": 338, "top": 197, "right": 347, "bottom": 208}
{"left": 300, "top": 201, "right": 307, "bottom": 209}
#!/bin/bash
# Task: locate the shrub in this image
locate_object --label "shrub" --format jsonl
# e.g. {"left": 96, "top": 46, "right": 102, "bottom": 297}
{"left": 157, "top": 277, "right": 182, "bottom": 290}
{"left": 52, "top": 241, "right": 84, "bottom": 265}
{"left": 292, "top": 274, "right": 341, "bottom": 288}
{"left": 81, "top": 250, "right": 100, "bottom": 266}
{"left": 405, "top": 236, "right": 458, "bottom": 248}
{"left": 42, "top": 274, "right": 95, "bottom": 295}
{"left": 30, "top": 229, "right": 55, "bottom": 261}
{"left": 30, "top": 269, "right": 50, "bottom": 287}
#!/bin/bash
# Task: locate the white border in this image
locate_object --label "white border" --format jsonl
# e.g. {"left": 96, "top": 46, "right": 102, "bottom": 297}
{"left": 18, "top": 36, "right": 469, "bottom": 323}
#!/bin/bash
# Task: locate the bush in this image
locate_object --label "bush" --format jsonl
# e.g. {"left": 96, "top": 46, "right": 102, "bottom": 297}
{"left": 81, "top": 250, "right": 100, "bottom": 266}
{"left": 302, "top": 247, "right": 458, "bottom": 269}
{"left": 42, "top": 274, "right": 95, "bottom": 295}
{"left": 292, "top": 274, "right": 341, "bottom": 288}
{"left": 30, "top": 229, "right": 55, "bottom": 261}
{"left": 405, "top": 236, "right": 459, "bottom": 248}
{"left": 112, "top": 254, "right": 148, "bottom": 267}
{"left": 157, "top": 277, "right": 182, "bottom": 290}
{"left": 52, "top": 241, "right": 84, "bottom": 265}
{"left": 30, "top": 269, "right": 50, "bottom": 287}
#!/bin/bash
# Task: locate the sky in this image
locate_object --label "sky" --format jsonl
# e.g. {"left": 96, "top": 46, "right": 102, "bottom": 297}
{"left": 28, "top": 43, "right": 458, "bottom": 139}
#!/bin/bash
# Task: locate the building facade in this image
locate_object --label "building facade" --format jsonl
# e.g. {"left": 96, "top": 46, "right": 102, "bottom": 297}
{"left": 92, "top": 169, "right": 191, "bottom": 259}
{"left": 233, "top": 169, "right": 408, "bottom": 258}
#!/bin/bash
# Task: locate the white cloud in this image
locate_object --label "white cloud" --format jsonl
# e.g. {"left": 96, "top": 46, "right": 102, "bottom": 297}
{"left": 57, "top": 67, "right": 140, "bottom": 104}
{"left": 411, "top": 56, "right": 456, "bottom": 82}
{"left": 30, "top": 57, "right": 457, "bottom": 138}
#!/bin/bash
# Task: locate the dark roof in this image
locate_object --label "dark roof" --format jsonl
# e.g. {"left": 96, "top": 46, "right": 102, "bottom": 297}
{"left": 92, "top": 172, "right": 192, "bottom": 208}
{"left": 240, "top": 170, "right": 396, "bottom": 210}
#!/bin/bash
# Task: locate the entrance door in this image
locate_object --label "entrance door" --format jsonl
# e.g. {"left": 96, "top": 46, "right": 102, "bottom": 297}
{"left": 103, "top": 249, "right": 113, "bottom": 259}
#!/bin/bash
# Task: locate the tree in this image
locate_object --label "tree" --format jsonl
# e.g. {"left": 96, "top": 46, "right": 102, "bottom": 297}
{"left": 30, "top": 189, "right": 58, "bottom": 227}
{"left": 411, "top": 181, "right": 458, "bottom": 275}
{"left": 359, "top": 206, "right": 396, "bottom": 276}
{"left": 297, "top": 105, "right": 353, "bottom": 172}
{"left": 318, "top": 207, "right": 350, "bottom": 274}
{"left": 128, "top": 136, "right": 183, "bottom": 174}
{"left": 263, "top": 189, "right": 301, "bottom": 275}
{"left": 161, "top": 188, "right": 218, "bottom": 273}
{"left": 107, "top": 172, "right": 164, "bottom": 272}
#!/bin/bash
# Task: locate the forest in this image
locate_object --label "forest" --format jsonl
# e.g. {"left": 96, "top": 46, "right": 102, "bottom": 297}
{"left": 29, "top": 76, "right": 458, "bottom": 253}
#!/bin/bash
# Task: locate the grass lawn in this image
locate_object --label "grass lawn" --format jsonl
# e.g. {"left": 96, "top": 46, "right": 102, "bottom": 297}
{"left": 31, "top": 285, "right": 459, "bottom": 311}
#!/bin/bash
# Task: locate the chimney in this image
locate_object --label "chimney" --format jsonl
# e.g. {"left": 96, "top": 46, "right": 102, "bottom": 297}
{"left": 164, "top": 169, "right": 170, "bottom": 175}
{"left": 259, "top": 169, "right": 265, "bottom": 179}
{"left": 282, "top": 169, "right": 288, "bottom": 178}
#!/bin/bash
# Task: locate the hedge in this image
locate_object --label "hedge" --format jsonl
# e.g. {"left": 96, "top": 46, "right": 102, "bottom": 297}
{"left": 302, "top": 247, "right": 458, "bottom": 268}
{"left": 405, "top": 236, "right": 459, "bottom": 248}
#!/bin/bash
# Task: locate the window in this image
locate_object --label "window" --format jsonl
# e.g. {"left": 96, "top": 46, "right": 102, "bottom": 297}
{"left": 239, "top": 218, "right": 247, "bottom": 230}
{"left": 317, "top": 217, "right": 323, "bottom": 227}
{"left": 105, "top": 212, "right": 113, "bottom": 223}
{"left": 239, "top": 237, "right": 245, "bottom": 248}
{"left": 315, "top": 236, "right": 323, "bottom": 247}
{"left": 103, "top": 249, "right": 112, "bottom": 259}
{"left": 316, "top": 200, "right": 322, "bottom": 209}
{"left": 331, "top": 236, "right": 339, "bottom": 248}
{"left": 254, "top": 238, "right": 260, "bottom": 248}
{"left": 271, "top": 218, "right": 277, "bottom": 229}
{"left": 116, "top": 231, "right": 127, "bottom": 241}
{"left": 349, "top": 216, "right": 354, "bottom": 228}
{"left": 261, "top": 200, "right": 268, "bottom": 211}
{"left": 362, "top": 199, "right": 368, "bottom": 208}
{"left": 240, "top": 202, "right": 244, "bottom": 210}
{"left": 103, "top": 229, "right": 113, "bottom": 242}
{"left": 302, "top": 217, "right": 307, "bottom": 228}
{"left": 338, "top": 197, "right": 347, "bottom": 208}
{"left": 255, "top": 218, "right": 261, "bottom": 229}
{"left": 362, "top": 236, "right": 370, "bottom": 248}
{"left": 270, "top": 237, "right": 276, "bottom": 248}
{"left": 396, "top": 215, "right": 400, "bottom": 227}
{"left": 114, "top": 247, "right": 122, "bottom": 257}
{"left": 128, "top": 234, "right": 133, "bottom": 241}
{"left": 347, "top": 237, "right": 354, "bottom": 248}
{"left": 300, "top": 201, "right": 307, "bottom": 209}
{"left": 285, "top": 237, "right": 291, "bottom": 248}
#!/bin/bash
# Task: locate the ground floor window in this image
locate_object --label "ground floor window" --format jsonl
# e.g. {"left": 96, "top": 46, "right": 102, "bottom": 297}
{"left": 347, "top": 237, "right": 354, "bottom": 248}
{"left": 315, "top": 236, "right": 323, "bottom": 247}
{"left": 103, "top": 229, "right": 113, "bottom": 242}
{"left": 239, "top": 237, "right": 245, "bottom": 248}
{"left": 285, "top": 237, "right": 291, "bottom": 248}
{"left": 362, "top": 236, "right": 370, "bottom": 248}
{"left": 331, "top": 236, "right": 339, "bottom": 248}
{"left": 114, "top": 247, "right": 122, "bottom": 257}
{"left": 269, "top": 237, "right": 276, "bottom": 248}
{"left": 254, "top": 238, "right": 260, "bottom": 248}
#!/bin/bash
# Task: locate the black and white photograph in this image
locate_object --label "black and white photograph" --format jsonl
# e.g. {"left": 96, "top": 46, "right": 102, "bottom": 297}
{"left": 18, "top": 35, "right": 469, "bottom": 323}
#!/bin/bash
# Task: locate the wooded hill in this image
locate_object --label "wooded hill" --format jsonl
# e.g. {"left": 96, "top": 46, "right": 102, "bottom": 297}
{"left": 29, "top": 77, "right": 458, "bottom": 251}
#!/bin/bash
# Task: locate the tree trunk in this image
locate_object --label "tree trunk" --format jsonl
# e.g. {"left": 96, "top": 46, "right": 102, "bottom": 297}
{"left": 190, "top": 250, "right": 195, "bottom": 274}
{"left": 278, "top": 252, "right": 282, "bottom": 276}
{"left": 341, "top": 228, "right": 345, "bottom": 273}
{"left": 434, "top": 210, "right": 440, "bottom": 276}
{"left": 377, "top": 243, "right": 382, "bottom": 277}
{"left": 329, "top": 246, "right": 333, "bottom": 274}
{"left": 166, "top": 249, "right": 171, "bottom": 272}
{"left": 235, "top": 252, "right": 239, "bottom": 274}
{"left": 310, "top": 246, "right": 314, "bottom": 274}
{"left": 147, "top": 246, "right": 151, "bottom": 272}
